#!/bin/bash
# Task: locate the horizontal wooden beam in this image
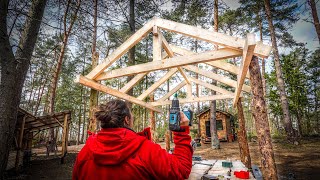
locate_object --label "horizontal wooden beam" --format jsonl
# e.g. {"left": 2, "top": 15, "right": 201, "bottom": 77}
{"left": 183, "top": 65, "right": 251, "bottom": 93}
{"left": 233, "top": 34, "right": 256, "bottom": 106}
{"left": 75, "top": 75, "right": 162, "bottom": 113}
{"left": 169, "top": 45, "right": 249, "bottom": 78}
{"left": 137, "top": 69, "right": 178, "bottom": 100}
{"left": 151, "top": 95, "right": 234, "bottom": 106}
{"left": 86, "top": 19, "right": 155, "bottom": 79}
{"left": 154, "top": 17, "right": 271, "bottom": 58}
{"left": 189, "top": 77, "right": 234, "bottom": 95}
{"left": 96, "top": 49, "right": 241, "bottom": 80}
{"left": 158, "top": 81, "right": 187, "bottom": 102}
{"left": 120, "top": 73, "right": 147, "bottom": 93}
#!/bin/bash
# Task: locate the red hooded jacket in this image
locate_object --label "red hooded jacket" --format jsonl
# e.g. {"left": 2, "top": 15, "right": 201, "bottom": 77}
{"left": 72, "top": 126, "right": 193, "bottom": 180}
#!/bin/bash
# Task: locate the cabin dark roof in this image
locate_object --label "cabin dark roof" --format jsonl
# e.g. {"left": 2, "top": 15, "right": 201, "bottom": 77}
{"left": 197, "top": 108, "right": 234, "bottom": 117}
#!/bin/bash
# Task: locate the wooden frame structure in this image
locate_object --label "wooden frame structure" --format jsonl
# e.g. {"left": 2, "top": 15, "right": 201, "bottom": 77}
{"left": 7, "top": 108, "right": 72, "bottom": 170}
{"left": 75, "top": 17, "right": 272, "bottom": 112}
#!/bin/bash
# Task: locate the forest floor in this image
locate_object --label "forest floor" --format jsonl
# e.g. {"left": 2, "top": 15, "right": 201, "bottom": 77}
{"left": 4, "top": 137, "right": 320, "bottom": 180}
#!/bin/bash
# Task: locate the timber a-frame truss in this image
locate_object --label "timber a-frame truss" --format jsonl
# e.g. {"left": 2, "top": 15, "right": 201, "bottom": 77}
{"left": 75, "top": 17, "right": 272, "bottom": 113}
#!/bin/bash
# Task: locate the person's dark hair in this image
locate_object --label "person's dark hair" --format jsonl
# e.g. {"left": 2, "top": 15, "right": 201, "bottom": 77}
{"left": 94, "top": 99, "right": 131, "bottom": 128}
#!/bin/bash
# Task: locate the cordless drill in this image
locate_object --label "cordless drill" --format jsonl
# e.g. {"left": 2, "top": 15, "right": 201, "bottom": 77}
{"left": 169, "top": 93, "right": 193, "bottom": 132}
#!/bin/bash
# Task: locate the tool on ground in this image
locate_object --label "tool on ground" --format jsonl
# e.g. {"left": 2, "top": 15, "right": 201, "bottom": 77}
{"left": 169, "top": 93, "right": 193, "bottom": 132}
{"left": 234, "top": 171, "right": 250, "bottom": 179}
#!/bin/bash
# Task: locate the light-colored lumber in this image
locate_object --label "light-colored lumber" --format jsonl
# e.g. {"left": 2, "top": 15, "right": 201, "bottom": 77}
{"left": 75, "top": 75, "right": 162, "bottom": 112}
{"left": 189, "top": 77, "right": 234, "bottom": 95}
{"left": 120, "top": 73, "right": 147, "bottom": 93}
{"left": 137, "top": 69, "right": 178, "bottom": 100}
{"left": 96, "top": 48, "right": 241, "bottom": 80}
{"left": 152, "top": 95, "right": 234, "bottom": 106}
{"left": 183, "top": 65, "right": 251, "bottom": 93}
{"left": 61, "top": 114, "right": 68, "bottom": 158}
{"left": 233, "top": 34, "right": 256, "bottom": 106}
{"left": 86, "top": 19, "right": 154, "bottom": 79}
{"left": 170, "top": 45, "right": 249, "bottom": 78}
{"left": 153, "top": 26, "right": 162, "bottom": 61}
{"left": 154, "top": 17, "right": 271, "bottom": 58}
{"left": 15, "top": 115, "right": 26, "bottom": 170}
{"left": 160, "top": 33, "right": 191, "bottom": 84}
{"left": 186, "top": 83, "right": 192, "bottom": 98}
{"left": 158, "top": 81, "right": 187, "bottom": 102}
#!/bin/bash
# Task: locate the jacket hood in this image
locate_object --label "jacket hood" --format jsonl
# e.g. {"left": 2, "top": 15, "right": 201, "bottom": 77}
{"left": 86, "top": 128, "right": 148, "bottom": 165}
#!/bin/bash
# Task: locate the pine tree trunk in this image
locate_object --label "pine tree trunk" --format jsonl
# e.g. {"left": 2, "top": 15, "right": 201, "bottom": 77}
{"left": 210, "top": 0, "right": 220, "bottom": 149}
{"left": 236, "top": 99, "right": 251, "bottom": 169}
{"left": 258, "top": 14, "right": 267, "bottom": 97}
{"left": 127, "top": 0, "right": 136, "bottom": 109}
{"left": 249, "top": 56, "right": 278, "bottom": 179}
{"left": 0, "top": 0, "right": 47, "bottom": 176}
{"left": 264, "top": 0, "right": 296, "bottom": 143}
{"left": 88, "top": 0, "right": 99, "bottom": 132}
{"left": 308, "top": 0, "right": 320, "bottom": 43}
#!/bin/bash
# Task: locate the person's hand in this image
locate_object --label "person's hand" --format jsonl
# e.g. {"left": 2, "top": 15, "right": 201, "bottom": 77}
{"left": 179, "top": 111, "right": 190, "bottom": 126}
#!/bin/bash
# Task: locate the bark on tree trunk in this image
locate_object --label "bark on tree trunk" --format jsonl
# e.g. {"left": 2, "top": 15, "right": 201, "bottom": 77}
{"left": 210, "top": 0, "right": 220, "bottom": 149}
{"left": 264, "top": 0, "right": 296, "bottom": 143}
{"left": 0, "top": 0, "right": 47, "bottom": 176}
{"left": 127, "top": 0, "right": 136, "bottom": 110}
{"left": 308, "top": 0, "right": 320, "bottom": 43}
{"left": 88, "top": 0, "right": 99, "bottom": 132}
{"left": 236, "top": 98, "right": 251, "bottom": 169}
{"left": 249, "top": 56, "right": 278, "bottom": 180}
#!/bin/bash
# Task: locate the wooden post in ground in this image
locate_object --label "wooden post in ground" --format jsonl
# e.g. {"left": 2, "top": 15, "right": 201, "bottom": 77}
{"left": 61, "top": 114, "right": 69, "bottom": 164}
{"left": 15, "top": 115, "right": 26, "bottom": 171}
{"left": 165, "top": 130, "right": 170, "bottom": 152}
{"left": 249, "top": 55, "right": 277, "bottom": 179}
{"left": 150, "top": 94, "right": 156, "bottom": 142}
{"left": 236, "top": 98, "right": 251, "bottom": 169}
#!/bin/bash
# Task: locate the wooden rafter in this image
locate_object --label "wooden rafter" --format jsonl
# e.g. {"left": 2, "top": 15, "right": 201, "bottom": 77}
{"left": 137, "top": 68, "right": 178, "bottom": 100}
{"left": 170, "top": 45, "right": 250, "bottom": 79}
{"left": 154, "top": 17, "right": 271, "bottom": 58}
{"left": 189, "top": 77, "right": 234, "bottom": 95}
{"left": 183, "top": 65, "right": 251, "bottom": 93}
{"left": 151, "top": 95, "right": 234, "bottom": 106}
{"left": 75, "top": 75, "right": 162, "bottom": 112}
{"left": 160, "top": 32, "right": 191, "bottom": 84}
{"left": 95, "top": 49, "right": 241, "bottom": 80}
{"left": 120, "top": 73, "right": 147, "bottom": 93}
{"left": 157, "top": 81, "right": 187, "bottom": 102}
{"left": 233, "top": 34, "right": 256, "bottom": 106}
{"left": 86, "top": 20, "right": 155, "bottom": 79}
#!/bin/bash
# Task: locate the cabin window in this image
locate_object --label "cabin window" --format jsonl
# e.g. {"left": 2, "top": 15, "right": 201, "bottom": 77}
{"left": 217, "top": 120, "right": 223, "bottom": 130}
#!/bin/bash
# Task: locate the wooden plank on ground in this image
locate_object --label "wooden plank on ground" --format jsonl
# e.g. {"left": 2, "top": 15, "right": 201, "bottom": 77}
{"left": 75, "top": 75, "right": 162, "bottom": 112}
{"left": 86, "top": 19, "right": 154, "bottom": 79}
{"left": 96, "top": 49, "right": 242, "bottom": 80}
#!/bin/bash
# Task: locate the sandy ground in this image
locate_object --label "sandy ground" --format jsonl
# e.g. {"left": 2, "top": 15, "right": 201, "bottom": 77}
{"left": 4, "top": 137, "right": 320, "bottom": 180}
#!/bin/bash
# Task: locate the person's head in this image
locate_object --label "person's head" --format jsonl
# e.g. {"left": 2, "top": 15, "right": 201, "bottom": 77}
{"left": 94, "top": 99, "right": 133, "bottom": 129}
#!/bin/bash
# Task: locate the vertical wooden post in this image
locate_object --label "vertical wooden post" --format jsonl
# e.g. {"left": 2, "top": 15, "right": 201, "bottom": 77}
{"left": 165, "top": 130, "right": 170, "bottom": 152}
{"left": 249, "top": 56, "right": 277, "bottom": 179}
{"left": 236, "top": 98, "right": 251, "bottom": 169}
{"left": 61, "top": 114, "right": 68, "bottom": 164}
{"left": 150, "top": 94, "right": 156, "bottom": 142}
{"left": 15, "top": 115, "right": 26, "bottom": 170}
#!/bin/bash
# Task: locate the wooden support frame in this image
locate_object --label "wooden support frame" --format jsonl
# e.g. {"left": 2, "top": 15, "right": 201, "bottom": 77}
{"left": 76, "top": 75, "right": 162, "bottom": 112}
{"left": 76, "top": 17, "right": 272, "bottom": 113}
{"left": 152, "top": 95, "right": 234, "bottom": 106}
{"left": 95, "top": 49, "right": 241, "bottom": 80}
{"left": 61, "top": 114, "right": 69, "bottom": 164}
{"left": 15, "top": 115, "right": 26, "bottom": 170}
{"left": 233, "top": 34, "right": 256, "bottom": 106}
{"left": 183, "top": 65, "right": 251, "bottom": 93}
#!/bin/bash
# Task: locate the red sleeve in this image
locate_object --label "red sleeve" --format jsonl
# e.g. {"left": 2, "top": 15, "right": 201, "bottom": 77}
{"left": 72, "top": 156, "right": 79, "bottom": 180}
{"left": 142, "top": 126, "right": 193, "bottom": 180}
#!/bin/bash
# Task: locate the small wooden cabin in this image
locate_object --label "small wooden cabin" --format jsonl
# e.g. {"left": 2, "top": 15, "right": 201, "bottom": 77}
{"left": 198, "top": 109, "right": 235, "bottom": 142}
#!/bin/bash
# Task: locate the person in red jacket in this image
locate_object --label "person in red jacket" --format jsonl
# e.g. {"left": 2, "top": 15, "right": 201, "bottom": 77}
{"left": 72, "top": 99, "right": 193, "bottom": 180}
